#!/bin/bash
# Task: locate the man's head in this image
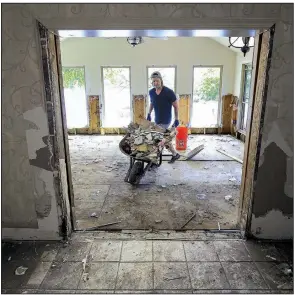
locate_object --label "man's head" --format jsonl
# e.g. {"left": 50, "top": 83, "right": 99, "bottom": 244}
{"left": 150, "top": 71, "right": 163, "bottom": 89}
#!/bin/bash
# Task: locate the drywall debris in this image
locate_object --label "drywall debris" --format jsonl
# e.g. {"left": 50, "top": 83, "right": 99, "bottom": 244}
{"left": 90, "top": 212, "right": 98, "bottom": 218}
{"left": 157, "top": 189, "right": 162, "bottom": 192}
{"left": 155, "top": 220, "right": 163, "bottom": 223}
{"left": 266, "top": 255, "right": 277, "bottom": 261}
{"left": 15, "top": 266, "right": 28, "bottom": 276}
{"left": 120, "top": 120, "right": 176, "bottom": 163}
{"left": 161, "top": 185, "right": 167, "bottom": 188}
{"left": 8, "top": 256, "right": 11, "bottom": 261}
{"left": 229, "top": 177, "right": 237, "bottom": 182}
{"left": 197, "top": 194, "right": 206, "bottom": 200}
{"left": 224, "top": 195, "right": 233, "bottom": 201}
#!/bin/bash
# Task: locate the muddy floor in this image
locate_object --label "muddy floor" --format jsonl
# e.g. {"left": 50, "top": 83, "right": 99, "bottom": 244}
{"left": 68, "top": 135, "right": 244, "bottom": 231}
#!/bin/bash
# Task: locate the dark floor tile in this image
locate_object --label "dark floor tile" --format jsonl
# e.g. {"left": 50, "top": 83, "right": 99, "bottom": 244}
{"left": 222, "top": 262, "right": 268, "bottom": 289}
{"left": 274, "top": 242, "right": 293, "bottom": 262}
{"left": 2, "top": 289, "right": 38, "bottom": 294}
{"left": 55, "top": 242, "right": 92, "bottom": 262}
{"left": 2, "top": 242, "right": 61, "bottom": 265}
{"left": 213, "top": 241, "right": 252, "bottom": 261}
{"left": 255, "top": 262, "right": 293, "bottom": 290}
{"left": 244, "top": 241, "right": 288, "bottom": 262}
{"left": 1, "top": 260, "right": 41, "bottom": 289}
{"left": 188, "top": 262, "right": 230, "bottom": 289}
{"left": 40, "top": 262, "right": 82, "bottom": 290}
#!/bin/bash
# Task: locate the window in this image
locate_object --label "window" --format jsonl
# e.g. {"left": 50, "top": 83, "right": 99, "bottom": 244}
{"left": 240, "top": 64, "right": 252, "bottom": 131}
{"left": 147, "top": 67, "right": 176, "bottom": 92}
{"left": 192, "top": 66, "right": 222, "bottom": 127}
{"left": 62, "top": 66, "right": 88, "bottom": 128}
{"left": 102, "top": 67, "right": 131, "bottom": 128}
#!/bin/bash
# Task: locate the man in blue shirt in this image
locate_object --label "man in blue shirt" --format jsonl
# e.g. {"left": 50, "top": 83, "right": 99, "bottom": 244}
{"left": 147, "top": 71, "right": 180, "bottom": 163}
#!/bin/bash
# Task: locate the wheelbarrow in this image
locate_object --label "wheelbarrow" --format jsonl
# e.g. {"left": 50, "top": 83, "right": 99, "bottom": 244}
{"left": 119, "top": 133, "right": 163, "bottom": 185}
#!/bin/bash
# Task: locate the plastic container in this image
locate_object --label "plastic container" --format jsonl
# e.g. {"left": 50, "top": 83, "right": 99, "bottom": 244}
{"left": 176, "top": 126, "right": 188, "bottom": 150}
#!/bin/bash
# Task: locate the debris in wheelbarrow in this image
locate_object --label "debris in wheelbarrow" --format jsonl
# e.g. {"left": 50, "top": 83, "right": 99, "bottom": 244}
{"left": 123, "top": 120, "right": 176, "bottom": 164}
{"left": 119, "top": 119, "right": 176, "bottom": 184}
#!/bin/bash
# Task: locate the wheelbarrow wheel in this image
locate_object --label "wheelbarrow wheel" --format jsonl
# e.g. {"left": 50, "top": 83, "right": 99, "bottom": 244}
{"left": 129, "top": 161, "right": 144, "bottom": 184}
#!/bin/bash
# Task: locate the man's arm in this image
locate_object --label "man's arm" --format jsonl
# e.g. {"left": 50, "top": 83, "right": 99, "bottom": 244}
{"left": 148, "top": 102, "right": 154, "bottom": 115}
{"left": 172, "top": 100, "right": 179, "bottom": 120}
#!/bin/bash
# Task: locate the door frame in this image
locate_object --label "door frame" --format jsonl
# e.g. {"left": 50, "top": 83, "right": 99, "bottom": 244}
{"left": 37, "top": 21, "right": 276, "bottom": 238}
{"left": 100, "top": 66, "right": 132, "bottom": 128}
{"left": 190, "top": 65, "right": 223, "bottom": 128}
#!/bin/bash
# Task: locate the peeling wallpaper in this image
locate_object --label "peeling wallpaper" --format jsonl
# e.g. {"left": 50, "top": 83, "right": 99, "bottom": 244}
{"left": 1, "top": 3, "right": 293, "bottom": 239}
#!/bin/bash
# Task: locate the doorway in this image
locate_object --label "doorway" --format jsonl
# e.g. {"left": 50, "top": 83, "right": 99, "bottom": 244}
{"left": 38, "top": 24, "right": 274, "bottom": 236}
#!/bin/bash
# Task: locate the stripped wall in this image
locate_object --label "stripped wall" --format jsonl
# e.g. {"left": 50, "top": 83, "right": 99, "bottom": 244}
{"left": 60, "top": 37, "right": 236, "bottom": 97}
{"left": 2, "top": 3, "right": 293, "bottom": 240}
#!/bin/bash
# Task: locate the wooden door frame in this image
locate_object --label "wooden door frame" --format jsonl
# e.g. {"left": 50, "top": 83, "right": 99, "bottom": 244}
{"left": 37, "top": 20, "right": 276, "bottom": 237}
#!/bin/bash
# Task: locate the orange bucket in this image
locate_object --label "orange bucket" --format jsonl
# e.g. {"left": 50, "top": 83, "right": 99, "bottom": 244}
{"left": 176, "top": 126, "right": 188, "bottom": 150}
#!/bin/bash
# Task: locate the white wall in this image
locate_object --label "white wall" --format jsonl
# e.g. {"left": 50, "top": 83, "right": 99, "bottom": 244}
{"left": 60, "top": 37, "right": 237, "bottom": 97}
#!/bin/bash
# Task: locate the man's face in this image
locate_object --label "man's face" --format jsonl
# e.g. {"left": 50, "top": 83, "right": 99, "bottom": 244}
{"left": 152, "top": 78, "right": 162, "bottom": 89}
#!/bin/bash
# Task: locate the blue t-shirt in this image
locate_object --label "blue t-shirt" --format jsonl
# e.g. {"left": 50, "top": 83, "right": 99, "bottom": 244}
{"left": 149, "top": 86, "right": 177, "bottom": 125}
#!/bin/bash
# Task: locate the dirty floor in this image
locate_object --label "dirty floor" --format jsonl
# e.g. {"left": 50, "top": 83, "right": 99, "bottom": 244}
{"left": 2, "top": 233, "right": 293, "bottom": 293}
{"left": 69, "top": 135, "right": 244, "bottom": 231}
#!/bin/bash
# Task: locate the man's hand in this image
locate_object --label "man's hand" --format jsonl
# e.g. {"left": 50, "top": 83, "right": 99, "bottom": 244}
{"left": 147, "top": 113, "right": 151, "bottom": 121}
{"left": 172, "top": 119, "right": 179, "bottom": 128}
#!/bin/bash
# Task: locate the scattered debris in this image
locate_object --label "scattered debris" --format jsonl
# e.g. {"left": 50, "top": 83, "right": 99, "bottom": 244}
{"left": 229, "top": 177, "right": 237, "bottom": 182}
{"left": 216, "top": 149, "right": 243, "bottom": 164}
{"left": 82, "top": 255, "right": 89, "bottom": 282}
{"left": 15, "top": 266, "right": 28, "bottom": 276}
{"left": 155, "top": 220, "right": 162, "bottom": 223}
{"left": 224, "top": 195, "right": 233, "bottom": 201}
{"left": 197, "top": 194, "right": 206, "bottom": 200}
{"left": 84, "top": 221, "right": 121, "bottom": 231}
{"left": 8, "top": 256, "right": 11, "bottom": 261}
{"left": 218, "top": 222, "right": 221, "bottom": 230}
{"left": 164, "top": 276, "right": 186, "bottom": 281}
{"left": 161, "top": 185, "right": 167, "bottom": 188}
{"left": 157, "top": 189, "right": 162, "bottom": 192}
{"left": 266, "top": 255, "right": 277, "bottom": 261}
{"left": 90, "top": 212, "right": 98, "bottom": 218}
{"left": 184, "top": 144, "right": 205, "bottom": 161}
{"left": 180, "top": 212, "right": 196, "bottom": 229}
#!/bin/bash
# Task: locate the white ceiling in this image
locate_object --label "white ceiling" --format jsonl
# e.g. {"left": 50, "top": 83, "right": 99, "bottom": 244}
{"left": 210, "top": 37, "right": 241, "bottom": 53}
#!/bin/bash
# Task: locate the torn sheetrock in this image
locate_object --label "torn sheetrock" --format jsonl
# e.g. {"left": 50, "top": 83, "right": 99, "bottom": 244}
{"left": 259, "top": 122, "right": 293, "bottom": 167}
{"left": 23, "top": 107, "right": 49, "bottom": 161}
{"left": 251, "top": 210, "right": 293, "bottom": 239}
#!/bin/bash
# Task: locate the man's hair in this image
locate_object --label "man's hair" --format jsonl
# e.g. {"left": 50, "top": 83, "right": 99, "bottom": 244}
{"left": 150, "top": 71, "right": 163, "bottom": 86}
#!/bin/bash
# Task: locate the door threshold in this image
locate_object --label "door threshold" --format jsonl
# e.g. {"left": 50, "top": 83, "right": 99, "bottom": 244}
{"left": 71, "top": 229, "right": 242, "bottom": 241}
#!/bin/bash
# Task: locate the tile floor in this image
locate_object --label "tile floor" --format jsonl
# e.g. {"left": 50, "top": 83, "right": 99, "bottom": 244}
{"left": 1, "top": 236, "right": 293, "bottom": 294}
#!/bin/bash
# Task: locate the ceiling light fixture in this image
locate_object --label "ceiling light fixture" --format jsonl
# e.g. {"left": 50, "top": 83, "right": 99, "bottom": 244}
{"left": 228, "top": 37, "right": 254, "bottom": 57}
{"left": 127, "top": 36, "right": 143, "bottom": 47}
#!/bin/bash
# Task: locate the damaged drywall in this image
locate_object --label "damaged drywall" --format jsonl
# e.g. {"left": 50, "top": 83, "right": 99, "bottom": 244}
{"left": 251, "top": 210, "right": 293, "bottom": 239}
{"left": 252, "top": 142, "right": 293, "bottom": 218}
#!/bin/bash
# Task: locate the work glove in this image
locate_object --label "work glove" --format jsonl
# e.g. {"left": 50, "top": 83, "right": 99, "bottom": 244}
{"left": 172, "top": 119, "right": 179, "bottom": 128}
{"left": 147, "top": 113, "right": 151, "bottom": 121}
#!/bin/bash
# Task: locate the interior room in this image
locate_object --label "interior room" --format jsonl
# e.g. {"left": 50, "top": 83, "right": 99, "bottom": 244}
{"left": 59, "top": 34, "right": 254, "bottom": 231}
